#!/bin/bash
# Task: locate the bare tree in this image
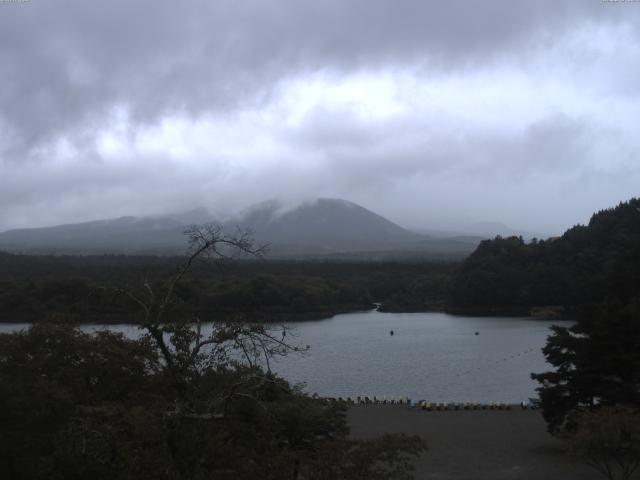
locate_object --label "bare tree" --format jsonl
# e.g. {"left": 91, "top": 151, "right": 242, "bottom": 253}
{"left": 102, "top": 224, "right": 305, "bottom": 387}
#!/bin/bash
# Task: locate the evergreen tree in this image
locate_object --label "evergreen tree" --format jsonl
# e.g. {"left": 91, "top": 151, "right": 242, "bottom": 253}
{"left": 532, "top": 300, "right": 640, "bottom": 433}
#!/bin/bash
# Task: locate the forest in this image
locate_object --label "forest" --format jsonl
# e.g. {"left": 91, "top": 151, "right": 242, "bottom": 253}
{"left": 449, "top": 198, "right": 640, "bottom": 317}
{"left": 0, "top": 253, "right": 455, "bottom": 323}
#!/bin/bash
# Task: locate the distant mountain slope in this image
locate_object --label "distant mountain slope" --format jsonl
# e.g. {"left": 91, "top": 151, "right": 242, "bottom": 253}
{"left": 233, "top": 198, "right": 423, "bottom": 253}
{"left": 0, "top": 215, "right": 203, "bottom": 254}
{"left": 0, "top": 198, "right": 481, "bottom": 257}
{"left": 449, "top": 197, "right": 640, "bottom": 315}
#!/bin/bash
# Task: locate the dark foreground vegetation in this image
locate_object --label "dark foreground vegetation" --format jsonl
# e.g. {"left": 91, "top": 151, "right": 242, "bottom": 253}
{"left": 0, "top": 226, "right": 425, "bottom": 480}
{"left": 530, "top": 297, "right": 640, "bottom": 479}
{"left": 0, "top": 252, "right": 455, "bottom": 323}
{"left": 0, "top": 323, "right": 425, "bottom": 480}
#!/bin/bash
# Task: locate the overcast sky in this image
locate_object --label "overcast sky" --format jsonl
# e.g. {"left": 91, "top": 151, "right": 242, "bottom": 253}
{"left": 1, "top": 0, "right": 639, "bottom": 235}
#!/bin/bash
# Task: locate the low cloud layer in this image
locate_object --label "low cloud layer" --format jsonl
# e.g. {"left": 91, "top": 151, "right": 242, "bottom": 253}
{"left": 1, "top": 0, "right": 640, "bottom": 235}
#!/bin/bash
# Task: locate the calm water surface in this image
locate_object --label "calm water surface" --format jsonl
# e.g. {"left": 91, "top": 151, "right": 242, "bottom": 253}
{"left": 0, "top": 310, "right": 567, "bottom": 403}
{"left": 271, "top": 310, "right": 566, "bottom": 403}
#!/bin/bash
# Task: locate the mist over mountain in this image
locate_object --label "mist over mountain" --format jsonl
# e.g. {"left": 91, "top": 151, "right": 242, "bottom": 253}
{"left": 0, "top": 198, "right": 481, "bottom": 257}
{"left": 0, "top": 216, "right": 189, "bottom": 254}
{"left": 457, "top": 221, "right": 541, "bottom": 240}
{"left": 234, "top": 198, "right": 422, "bottom": 254}
{"left": 412, "top": 223, "right": 540, "bottom": 241}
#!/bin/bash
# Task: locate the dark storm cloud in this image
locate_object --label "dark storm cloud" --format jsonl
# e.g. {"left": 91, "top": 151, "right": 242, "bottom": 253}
{"left": 0, "top": 0, "right": 629, "bottom": 156}
{"left": 1, "top": 0, "right": 639, "bottom": 233}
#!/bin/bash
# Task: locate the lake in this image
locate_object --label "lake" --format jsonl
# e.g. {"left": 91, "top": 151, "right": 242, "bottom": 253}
{"left": 0, "top": 310, "right": 566, "bottom": 403}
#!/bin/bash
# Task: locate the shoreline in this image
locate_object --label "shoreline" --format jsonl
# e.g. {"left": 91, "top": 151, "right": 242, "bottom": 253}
{"left": 0, "top": 305, "right": 576, "bottom": 325}
{"left": 0, "top": 305, "right": 372, "bottom": 325}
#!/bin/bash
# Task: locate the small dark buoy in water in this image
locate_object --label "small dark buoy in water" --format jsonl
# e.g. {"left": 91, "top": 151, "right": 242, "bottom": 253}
{"left": 390, "top": 330, "right": 394, "bottom": 336}
{"left": 475, "top": 331, "right": 479, "bottom": 336}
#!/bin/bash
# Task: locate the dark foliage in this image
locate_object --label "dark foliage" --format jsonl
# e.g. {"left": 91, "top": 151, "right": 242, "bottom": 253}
{"left": 0, "top": 324, "right": 426, "bottom": 480}
{"left": 0, "top": 254, "right": 456, "bottom": 323}
{"left": 450, "top": 198, "right": 640, "bottom": 315}
{"left": 532, "top": 300, "right": 640, "bottom": 433}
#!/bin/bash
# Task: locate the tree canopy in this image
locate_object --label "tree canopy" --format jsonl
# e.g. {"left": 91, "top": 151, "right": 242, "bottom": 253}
{"left": 450, "top": 198, "right": 640, "bottom": 315}
{"left": 532, "top": 300, "right": 640, "bottom": 433}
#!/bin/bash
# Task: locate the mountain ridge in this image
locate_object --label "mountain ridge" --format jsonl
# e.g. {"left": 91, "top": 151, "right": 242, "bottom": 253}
{"left": 0, "top": 198, "right": 482, "bottom": 257}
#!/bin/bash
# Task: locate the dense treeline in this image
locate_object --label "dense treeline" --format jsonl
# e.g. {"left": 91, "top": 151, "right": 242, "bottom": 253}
{"left": 0, "top": 253, "right": 456, "bottom": 322}
{"left": 449, "top": 198, "right": 640, "bottom": 316}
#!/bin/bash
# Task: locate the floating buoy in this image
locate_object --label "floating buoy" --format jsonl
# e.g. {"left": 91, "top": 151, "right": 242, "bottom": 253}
{"left": 475, "top": 331, "right": 479, "bottom": 336}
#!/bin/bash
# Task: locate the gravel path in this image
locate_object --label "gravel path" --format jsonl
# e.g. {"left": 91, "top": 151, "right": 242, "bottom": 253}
{"left": 348, "top": 405, "right": 604, "bottom": 480}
